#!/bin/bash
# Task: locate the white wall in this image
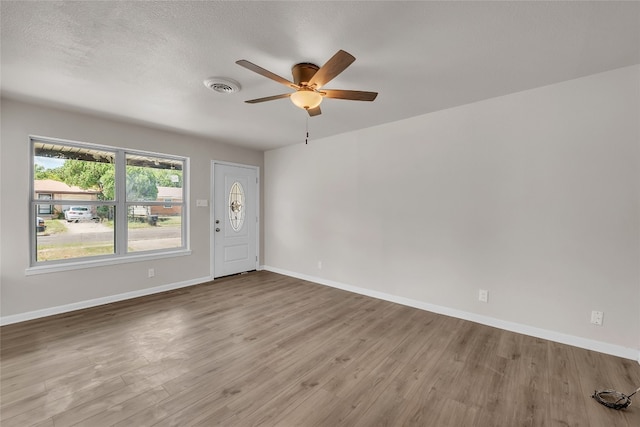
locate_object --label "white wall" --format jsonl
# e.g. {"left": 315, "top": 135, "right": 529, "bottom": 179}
{"left": 0, "top": 98, "right": 263, "bottom": 320}
{"left": 264, "top": 65, "right": 640, "bottom": 359}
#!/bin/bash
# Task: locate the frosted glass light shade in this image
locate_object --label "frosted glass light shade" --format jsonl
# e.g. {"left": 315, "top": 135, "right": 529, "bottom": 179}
{"left": 290, "top": 90, "right": 322, "bottom": 110}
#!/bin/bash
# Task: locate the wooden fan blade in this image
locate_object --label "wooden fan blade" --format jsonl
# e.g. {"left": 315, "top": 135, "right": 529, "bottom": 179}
{"left": 307, "top": 106, "right": 322, "bottom": 117}
{"left": 245, "top": 93, "right": 292, "bottom": 104}
{"left": 236, "top": 60, "right": 299, "bottom": 89}
{"left": 308, "top": 50, "right": 355, "bottom": 89}
{"left": 321, "top": 89, "right": 378, "bottom": 101}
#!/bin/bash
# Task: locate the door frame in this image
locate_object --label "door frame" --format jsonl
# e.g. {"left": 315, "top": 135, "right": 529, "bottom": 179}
{"left": 210, "top": 160, "right": 260, "bottom": 279}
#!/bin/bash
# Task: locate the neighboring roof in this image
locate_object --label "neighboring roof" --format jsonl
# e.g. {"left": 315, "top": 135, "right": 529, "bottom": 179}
{"left": 157, "top": 186, "right": 183, "bottom": 199}
{"left": 34, "top": 179, "right": 100, "bottom": 194}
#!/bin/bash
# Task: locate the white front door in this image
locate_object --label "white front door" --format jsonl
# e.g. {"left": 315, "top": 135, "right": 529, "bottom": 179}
{"left": 213, "top": 162, "right": 258, "bottom": 278}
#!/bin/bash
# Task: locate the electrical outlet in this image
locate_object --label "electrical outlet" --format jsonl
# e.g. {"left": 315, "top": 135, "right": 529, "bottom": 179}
{"left": 148, "top": 268, "right": 155, "bottom": 278}
{"left": 478, "top": 289, "right": 488, "bottom": 303}
{"left": 591, "top": 310, "right": 603, "bottom": 326}
{"left": 317, "top": 261, "right": 322, "bottom": 270}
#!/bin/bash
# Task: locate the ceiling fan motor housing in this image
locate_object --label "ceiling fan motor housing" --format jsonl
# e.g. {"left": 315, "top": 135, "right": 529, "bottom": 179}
{"left": 292, "top": 63, "right": 319, "bottom": 86}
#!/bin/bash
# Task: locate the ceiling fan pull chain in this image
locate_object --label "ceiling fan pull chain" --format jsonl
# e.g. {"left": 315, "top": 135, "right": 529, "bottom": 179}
{"left": 305, "top": 116, "right": 309, "bottom": 144}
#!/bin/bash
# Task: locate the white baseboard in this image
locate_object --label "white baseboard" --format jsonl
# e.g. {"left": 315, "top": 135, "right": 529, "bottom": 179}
{"left": 0, "top": 275, "right": 213, "bottom": 326}
{"left": 263, "top": 266, "right": 640, "bottom": 363}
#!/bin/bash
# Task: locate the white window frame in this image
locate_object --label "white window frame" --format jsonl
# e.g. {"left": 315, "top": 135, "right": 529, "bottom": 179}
{"left": 27, "top": 135, "right": 190, "bottom": 275}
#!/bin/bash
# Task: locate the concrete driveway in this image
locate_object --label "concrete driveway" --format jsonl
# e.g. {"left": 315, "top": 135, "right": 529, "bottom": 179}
{"left": 63, "top": 220, "right": 112, "bottom": 234}
{"left": 38, "top": 220, "right": 181, "bottom": 248}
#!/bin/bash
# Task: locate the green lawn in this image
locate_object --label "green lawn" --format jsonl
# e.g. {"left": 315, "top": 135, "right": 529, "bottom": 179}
{"left": 102, "top": 216, "right": 182, "bottom": 229}
{"left": 37, "top": 242, "right": 114, "bottom": 261}
{"left": 43, "top": 219, "right": 68, "bottom": 234}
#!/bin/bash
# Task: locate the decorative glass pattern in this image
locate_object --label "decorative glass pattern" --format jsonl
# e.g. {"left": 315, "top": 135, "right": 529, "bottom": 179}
{"left": 229, "top": 182, "right": 245, "bottom": 232}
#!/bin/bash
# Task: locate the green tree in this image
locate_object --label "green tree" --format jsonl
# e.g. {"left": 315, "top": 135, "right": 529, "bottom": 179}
{"left": 153, "top": 169, "right": 182, "bottom": 188}
{"left": 36, "top": 160, "right": 160, "bottom": 202}
{"left": 97, "top": 168, "right": 116, "bottom": 200}
{"left": 44, "top": 159, "right": 115, "bottom": 200}
{"left": 34, "top": 164, "right": 61, "bottom": 180}
{"left": 126, "top": 167, "right": 158, "bottom": 201}
{"left": 57, "top": 161, "right": 109, "bottom": 191}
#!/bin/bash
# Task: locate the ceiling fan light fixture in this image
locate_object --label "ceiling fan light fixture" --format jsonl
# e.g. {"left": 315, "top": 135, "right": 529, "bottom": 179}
{"left": 290, "top": 90, "right": 322, "bottom": 110}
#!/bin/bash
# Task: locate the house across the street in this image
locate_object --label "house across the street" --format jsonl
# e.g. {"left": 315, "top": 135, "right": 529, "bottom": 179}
{"left": 151, "top": 186, "right": 183, "bottom": 216}
{"left": 34, "top": 179, "right": 100, "bottom": 218}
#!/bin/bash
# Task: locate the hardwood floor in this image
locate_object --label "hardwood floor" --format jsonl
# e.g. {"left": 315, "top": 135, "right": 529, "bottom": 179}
{"left": 2, "top": 271, "right": 639, "bottom": 426}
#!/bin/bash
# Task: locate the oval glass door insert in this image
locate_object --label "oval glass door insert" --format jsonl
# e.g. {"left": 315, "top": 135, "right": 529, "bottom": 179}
{"left": 229, "top": 181, "right": 245, "bottom": 231}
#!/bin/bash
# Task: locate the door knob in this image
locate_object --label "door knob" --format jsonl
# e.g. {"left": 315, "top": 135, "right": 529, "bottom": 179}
{"left": 215, "top": 219, "right": 220, "bottom": 224}
{"left": 215, "top": 228, "right": 220, "bottom": 232}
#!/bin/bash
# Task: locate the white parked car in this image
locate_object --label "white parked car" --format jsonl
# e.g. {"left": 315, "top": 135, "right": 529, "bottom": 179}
{"left": 64, "top": 206, "right": 94, "bottom": 222}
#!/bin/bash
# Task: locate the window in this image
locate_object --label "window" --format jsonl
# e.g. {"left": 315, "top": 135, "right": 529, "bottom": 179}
{"left": 37, "top": 194, "right": 53, "bottom": 214}
{"left": 229, "top": 181, "right": 245, "bottom": 232}
{"left": 30, "top": 136, "right": 188, "bottom": 268}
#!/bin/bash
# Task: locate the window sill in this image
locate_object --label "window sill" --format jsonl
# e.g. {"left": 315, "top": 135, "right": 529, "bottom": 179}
{"left": 25, "top": 249, "right": 192, "bottom": 276}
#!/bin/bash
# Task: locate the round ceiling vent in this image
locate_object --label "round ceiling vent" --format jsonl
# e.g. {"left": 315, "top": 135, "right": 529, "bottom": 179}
{"left": 203, "top": 77, "right": 241, "bottom": 94}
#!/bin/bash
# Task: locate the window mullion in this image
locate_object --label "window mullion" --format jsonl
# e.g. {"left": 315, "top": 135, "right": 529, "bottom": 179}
{"left": 115, "top": 150, "right": 127, "bottom": 255}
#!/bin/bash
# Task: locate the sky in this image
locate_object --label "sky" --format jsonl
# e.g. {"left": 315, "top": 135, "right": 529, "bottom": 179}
{"left": 35, "top": 157, "right": 65, "bottom": 169}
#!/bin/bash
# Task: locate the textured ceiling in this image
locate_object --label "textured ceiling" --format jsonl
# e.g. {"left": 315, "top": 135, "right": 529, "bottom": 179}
{"left": 1, "top": 1, "right": 639, "bottom": 151}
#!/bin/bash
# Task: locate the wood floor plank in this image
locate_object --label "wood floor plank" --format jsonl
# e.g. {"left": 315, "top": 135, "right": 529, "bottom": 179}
{"left": 1, "top": 271, "right": 638, "bottom": 426}
{"left": 272, "top": 387, "right": 336, "bottom": 427}
{"left": 73, "top": 386, "right": 169, "bottom": 427}
{"left": 547, "top": 341, "right": 593, "bottom": 426}
{"left": 505, "top": 384, "right": 550, "bottom": 427}
{"left": 50, "top": 380, "right": 167, "bottom": 426}
{"left": 0, "top": 381, "right": 47, "bottom": 407}
{"left": 1, "top": 377, "right": 127, "bottom": 427}
{"left": 146, "top": 364, "right": 277, "bottom": 427}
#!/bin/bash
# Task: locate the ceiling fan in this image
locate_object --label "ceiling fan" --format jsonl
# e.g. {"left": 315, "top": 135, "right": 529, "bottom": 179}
{"left": 236, "top": 50, "right": 378, "bottom": 117}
